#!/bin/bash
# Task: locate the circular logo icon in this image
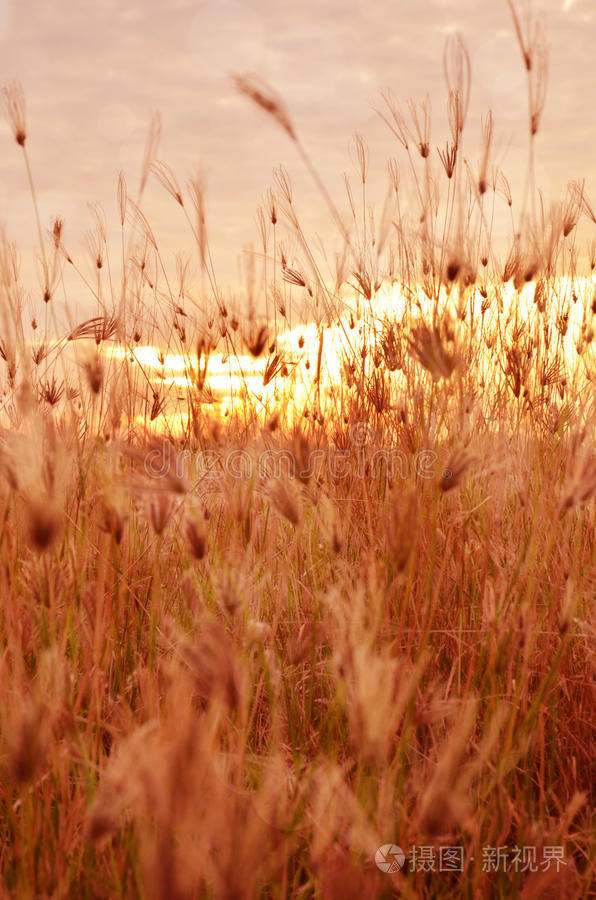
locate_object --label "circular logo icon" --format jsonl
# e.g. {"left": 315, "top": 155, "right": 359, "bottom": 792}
{"left": 375, "top": 844, "right": 405, "bottom": 873}
{"left": 349, "top": 421, "right": 375, "bottom": 447}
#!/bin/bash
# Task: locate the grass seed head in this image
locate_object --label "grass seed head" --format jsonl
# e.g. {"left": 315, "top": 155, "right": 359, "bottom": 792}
{"left": 185, "top": 515, "right": 207, "bottom": 560}
{"left": 180, "top": 619, "right": 241, "bottom": 711}
{"left": 266, "top": 476, "right": 301, "bottom": 525}
{"left": 83, "top": 353, "right": 104, "bottom": 394}
{"left": 2, "top": 80, "right": 27, "bottom": 146}
{"left": 149, "top": 492, "right": 174, "bottom": 535}
{"left": 7, "top": 702, "right": 47, "bottom": 783}
{"left": 234, "top": 74, "right": 296, "bottom": 142}
{"left": 26, "top": 495, "right": 61, "bottom": 552}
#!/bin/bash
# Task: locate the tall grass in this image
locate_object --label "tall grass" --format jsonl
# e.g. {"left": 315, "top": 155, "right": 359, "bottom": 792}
{"left": 0, "top": 2, "right": 594, "bottom": 897}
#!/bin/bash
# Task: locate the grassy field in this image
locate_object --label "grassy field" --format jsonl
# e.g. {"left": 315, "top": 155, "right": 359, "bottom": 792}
{"left": 0, "top": 7, "right": 594, "bottom": 898}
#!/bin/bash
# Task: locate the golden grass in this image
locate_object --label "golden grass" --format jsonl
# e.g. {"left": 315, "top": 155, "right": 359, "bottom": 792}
{"left": 0, "top": 5, "right": 594, "bottom": 897}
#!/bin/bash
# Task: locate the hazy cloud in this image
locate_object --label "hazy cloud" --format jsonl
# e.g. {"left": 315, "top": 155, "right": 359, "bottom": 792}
{"left": 0, "top": 0, "right": 594, "bottom": 307}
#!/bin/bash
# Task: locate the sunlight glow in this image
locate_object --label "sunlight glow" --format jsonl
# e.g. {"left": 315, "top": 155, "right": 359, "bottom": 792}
{"left": 98, "top": 276, "right": 594, "bottom": 435}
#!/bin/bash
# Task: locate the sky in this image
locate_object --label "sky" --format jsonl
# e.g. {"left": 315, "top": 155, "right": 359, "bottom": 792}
{"left": 0, "top": 0, "right": 595, "bottom": 316}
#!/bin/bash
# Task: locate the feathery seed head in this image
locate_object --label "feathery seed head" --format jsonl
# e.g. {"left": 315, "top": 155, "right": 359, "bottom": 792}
{"left": 26, "top": 495, "right": 61, "bottom": 552}
{"left": 83, "top": 354, "right": 104, "bottom": 394}
{"left": 185, "top": 515, "right": 207, "bottom": 559}
{"left": 149, "top": 492, "right": 174, "bottom": 536}
{"left": 51, "top": 217, "right": 63, "bottom": 249}
{"left": 2, "top": 80, "right": 27, "bottom": 146}
{"left": 234, "top": 74, "right": 296, "bottom": 142}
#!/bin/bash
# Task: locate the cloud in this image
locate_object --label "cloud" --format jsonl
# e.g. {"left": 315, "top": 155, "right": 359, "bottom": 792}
{"left": 186, "top": 0, "right": 267, "bottom": 81}
{"left": 265, "top": 25, "right": 376, "bottom": 131}
{"left": 0, "top": 0, "right": 594, "bottom": 300}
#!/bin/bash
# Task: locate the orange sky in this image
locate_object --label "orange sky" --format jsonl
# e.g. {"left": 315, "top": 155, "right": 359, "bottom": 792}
{"left": 0, "top": 0, "right": 595, "bottom": 323}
